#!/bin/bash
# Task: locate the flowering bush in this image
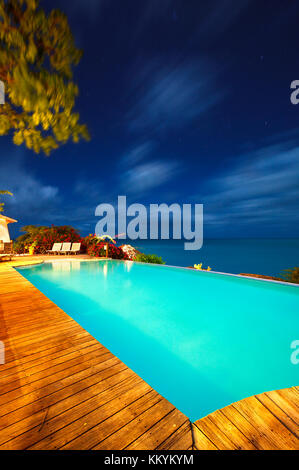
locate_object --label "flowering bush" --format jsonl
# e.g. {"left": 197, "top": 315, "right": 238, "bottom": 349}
{"left": 87, "top": 241, "right": 128, "bottom": 260}
{"left": 33, "top": 226, "right": 81, "bottom": 254}
{"left": 83, "top": 234, "right": 127, "bottom": 259}
{"left": 119, "top": 244, "right": 139, "bottom": 260}
{"left": 14, "top": 225, "right": 81, "bottom": 254}
{"left": 83, "top": 234, "right": 114, "bottom": 249}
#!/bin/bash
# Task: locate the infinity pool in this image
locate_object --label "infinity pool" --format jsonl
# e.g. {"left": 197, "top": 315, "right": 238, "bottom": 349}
{"left": 17, "top": 260, "right": 299, "bottom": 420}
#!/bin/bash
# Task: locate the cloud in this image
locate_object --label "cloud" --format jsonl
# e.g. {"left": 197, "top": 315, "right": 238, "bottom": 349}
{"left": 0, "top": 150, "right": 59, "bottom": 224}
{"left": 123, "top": 160, "right": 179, "bottom": 194}
{"left": 126, "top": 59, "right": 224, "bottom": 135}
{"left": 74, "top": 178, "right": 104, "bottom": 203}
{"left": 120, "top": 141, "right": 154, "bottom": 167}
{"left": 197, "top": 139, "right": 299, "bottom": 234}
{"left": 119, "top": 140, "right": 181, "bottom": 195}
{"left": 0, "top": 148, "right": 101, "bottom": 236}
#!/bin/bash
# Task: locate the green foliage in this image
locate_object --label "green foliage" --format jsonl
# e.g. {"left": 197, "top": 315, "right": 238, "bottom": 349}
{"left": 13, "top": 224, "right": 47, "bottom": 252}
{"left": 0, "top": 0, "right": 89, "bottom": 155}
{"left": 281, "top": 267, "right": 299, "bottom": 284}
{"left": 0, "top": 189, "right": 13, "bottom": 212}
{"left": 135, "top": 253, "right": 165, "bottom": 265}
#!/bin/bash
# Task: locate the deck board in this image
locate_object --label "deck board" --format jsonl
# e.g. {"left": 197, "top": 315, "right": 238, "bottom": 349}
{"left": 1, "top": 256, "right": 298, "bottom": 450}
{"left": 0, "top": 258, "right": 190, "bottom": 450}
{"left": 193, "top": 388, "right": 299, "bottom": 450}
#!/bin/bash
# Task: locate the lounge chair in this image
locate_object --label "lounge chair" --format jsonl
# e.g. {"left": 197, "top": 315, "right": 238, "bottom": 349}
{"left": 60, "top": 242, "right": 72, "bottom": 255}
{"left": 70, "top": 242, "right": 81, "bottom": 255}
{"left": 0, "top": 241, "right": 13, "bottom": 261}
{"left": 0, "top": 241, "right": 13, "bottom": 254}
{"left": 47, "top": 243, "right": 62, "bottom": 255}
{"left": 4, "top": 241, "right": 13, "bottom": 253}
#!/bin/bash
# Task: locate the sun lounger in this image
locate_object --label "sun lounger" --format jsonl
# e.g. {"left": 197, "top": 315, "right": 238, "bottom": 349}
{"left": 60, "top": 242, "right": 72, "bottom": 255}
{"left": 0, "top": 241, "right": 13, "bottom": 254}
{"left": 70, "top": 243, "right": 81, "bottom": 255}
{"left": 47, "top": 243, "right": 63, "bottom": 255}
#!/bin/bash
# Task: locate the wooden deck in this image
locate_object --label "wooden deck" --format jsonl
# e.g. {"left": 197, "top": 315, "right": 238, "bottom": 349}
{"left": 193, "top": 387, "right": 299, "bottom": 450}
{"left": 0, "top": 256, "right": 298, "bottom": 450}
{"left": 0, "top": 258, "right": 192, "bottom": 450}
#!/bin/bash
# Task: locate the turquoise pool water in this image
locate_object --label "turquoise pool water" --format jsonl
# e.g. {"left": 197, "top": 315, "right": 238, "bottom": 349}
{"left": 17, "top": 260, "right": 299, "bottom": 421}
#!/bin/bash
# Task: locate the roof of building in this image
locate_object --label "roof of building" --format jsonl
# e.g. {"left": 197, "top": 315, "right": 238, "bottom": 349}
{"left": 0, "top": 214, "right": 17, "bottom": 224}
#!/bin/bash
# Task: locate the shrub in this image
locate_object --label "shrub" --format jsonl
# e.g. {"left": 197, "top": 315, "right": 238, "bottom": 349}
{"left": 83, "top": 234, "right": 115, "bottom": 249}
{"left": 14, "top": 225, "right": 81, "bottom": 254}
{"left": 135, "top": 253, "right": 165, "bottom": 265}
{"left": 119, "top": 244, "right": 139, "bottom": 260}
{"left": 87, "top": 241, "right": 128, "bottom": 260}
{"left": 83, "top": 234, "right": 127, "bottom": 259}
{"left": 281, "top": 267, "right": 299, "bottom": 284}
{"left": 13, "top": 225, "right": 48, "bottom": 253}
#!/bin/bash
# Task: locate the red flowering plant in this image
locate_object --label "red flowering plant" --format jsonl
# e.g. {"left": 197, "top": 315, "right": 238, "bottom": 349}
{"left": 83, "top": 234, "right": 128, "bottom": 260}
{"left": 14, "top": 225, "right": 82, "bottom": 254}
{"left": 34, "top": 226, "right": 81, "bottom": 254}
{"left": 108, "top": 244, "right": 128, "bottom": 260}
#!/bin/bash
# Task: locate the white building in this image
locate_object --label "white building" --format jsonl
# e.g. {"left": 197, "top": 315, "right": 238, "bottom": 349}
{"left": 0, "top": 214, "right": 17, "bottom": 242}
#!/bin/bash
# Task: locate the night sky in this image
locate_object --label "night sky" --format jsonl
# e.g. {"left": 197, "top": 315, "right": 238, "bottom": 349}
{"left": 1, "top": 0, "right": 299, "bottom": 240}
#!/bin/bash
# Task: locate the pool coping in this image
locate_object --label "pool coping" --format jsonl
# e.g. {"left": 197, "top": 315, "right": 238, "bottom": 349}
{"left": 105, "top": 259, "right": 299, "bottom": 288}
{"left": 9, "top": 255, "right": 299, "bottom": 287}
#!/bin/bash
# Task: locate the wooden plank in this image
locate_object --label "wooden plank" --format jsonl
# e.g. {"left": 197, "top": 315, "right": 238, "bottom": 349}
{"left": 257, "top": 393, "right": 298, "bottom": 437}
{"left": 0, "top": 336, "right": 98, "bottom": 380}
{"left": 27, "top": 381, "right": 152, "bottom": 450}
{"left": 0, "top": 356, "right": 121, "bottom": 419}
{"left": 200, "top": 409, "right": 258, "bottom": 450}
{"left": 234, "top": 395, "right": 298, "bottom": 449}
{"left": 0, "top": 259, "right": 192, "bottom": 450}
{"left": 220, "top": 404, "right": 277, "bottom": 450}
{"left": 191, "top": 423, "right": 218, "bottom": 450}
{"left": 0, "top": 364, "right": 130, "bottom": 438}
{"left": 63, "top": 392, "right": 164, "bottom": 450}
{"left": 0, "top": 366, "right": 133, "bottom": 447}
{"left": 125, "top": 409, "right": 188, "bottom": 450}
{"left": 194, "top": 387, "right": 299, "bottom": 450}
{"left": 194, "top": 415, "right": 239, "bottom": 450}
{"left": 157, "top": 421, "right": 193, "bottom": 450}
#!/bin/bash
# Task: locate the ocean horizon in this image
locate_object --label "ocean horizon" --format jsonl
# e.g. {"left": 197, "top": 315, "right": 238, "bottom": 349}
{"left": 122, "top": 238, "right": 299, "bottom": 278}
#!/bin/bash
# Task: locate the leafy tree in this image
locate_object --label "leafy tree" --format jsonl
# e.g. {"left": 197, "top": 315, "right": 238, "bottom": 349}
{"left": 13, "top": 224, "right": 47, "bottom": 250}
{"left": 0, "top": 189, "right": 13, "bottom": 212}
{"left": 0, "top": 0, "right": 89, "bottom": 155}
{"left": 281, "top": 267, "right": 299, "bottom": 284}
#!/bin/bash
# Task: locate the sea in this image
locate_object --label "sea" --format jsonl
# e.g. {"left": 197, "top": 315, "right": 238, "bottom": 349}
{"left": 121, "top": 238, "right": 299, "bottom": 278}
